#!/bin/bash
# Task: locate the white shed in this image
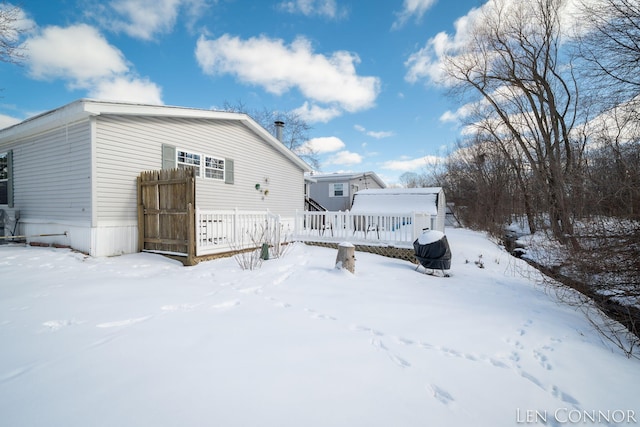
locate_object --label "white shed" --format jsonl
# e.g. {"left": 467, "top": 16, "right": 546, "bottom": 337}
{"left": 350, "top": 187, "right": 446, "bottom": 233}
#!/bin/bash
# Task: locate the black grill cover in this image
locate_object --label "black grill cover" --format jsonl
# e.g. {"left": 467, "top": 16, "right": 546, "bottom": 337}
{"left": 413, "top": 234, "right": 452, "bottom": 270}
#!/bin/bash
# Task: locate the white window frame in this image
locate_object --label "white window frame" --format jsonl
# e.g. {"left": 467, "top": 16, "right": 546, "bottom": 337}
{"left": 329, "top": 182, "right": 348, "bottom": 198}
{"left": 204, "top": 156, "right": 225, "bottom": 181}
{"left": 177, "top": 149, "right": 226, "bottom": 181}
{"left": 177, "top": 150, "right": 201, "bottom": 177}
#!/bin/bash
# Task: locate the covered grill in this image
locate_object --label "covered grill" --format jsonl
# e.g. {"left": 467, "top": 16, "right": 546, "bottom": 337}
{"left": 413, "top": 230, "right": 452, "bottom": 274}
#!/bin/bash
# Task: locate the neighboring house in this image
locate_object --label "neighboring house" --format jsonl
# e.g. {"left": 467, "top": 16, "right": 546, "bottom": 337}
{"left": 306, "top": 171, "right": 386, "bottom": 211}
{"left": 0, "top": 99, "right": 311, "bottom": 256}
{"left": 350, "top": 187, "right": 447, "bottom": 233}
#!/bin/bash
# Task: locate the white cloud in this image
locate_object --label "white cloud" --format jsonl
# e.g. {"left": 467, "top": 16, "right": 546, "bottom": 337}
{"left": 90, "top": 76, "right": 163, "bottom": 104}
{"left": 392, "top": 0, "right": 438, "bottom": 30}
{"left": 293, "top": 102, "right": 342, "bottom": 123}
{"left": 92, "top": 0, "right": 209, "bottom": 40}
{"left": 439, "top": 100, "right": 478, "bottom": 123}
{"left": 0, "top": 114, "right": 21, "bottom": 129}
{"left": 195, "top": 34, "right": 380, "bottom": 116}
{"left": 404, "top": 41, "right": 443, "bottom": 85}
{"left": 299, "top": 136, "right": 345, "bottom": 154}
{"left": 367, "top": 130, "right": 394, "bottom": 139}
{"left": 26, "top": 24, "right": 128, "bottom": 83}
{"left": 404, "top": 0, "right": 593, "bottom": 87}
{"left": 381, "top": 155, "right": 441, "bottom": 171}
{"left": 404, "top": 12, "right": 480, "bottom": 86}
{"left": 439, "top": 110, "right": 458, "bottom": 123}
{"left": 107, "top": 0, "right": 181, "bottom": 39}
{"left": 354, "top": 124, "right": 394, "bottom": 139}
{"left": 24, "top": 24, "right": 163, "bottom": 104}
{"left": 328, "top": 150, "right": 362, "bottom": 165}
{"left": 403, "top": 2, "right": 505, "bottom": 85}
{"left": 278, "top": 0, "right": 347, "bottom": 19}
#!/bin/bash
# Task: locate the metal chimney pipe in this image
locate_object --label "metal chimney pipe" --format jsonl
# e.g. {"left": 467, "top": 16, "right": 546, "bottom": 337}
{"left": 274, "top": 120, "right": 285, "bottom": 142}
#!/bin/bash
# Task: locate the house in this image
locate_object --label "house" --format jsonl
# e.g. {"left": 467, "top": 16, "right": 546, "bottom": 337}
{"left": 350, "top": 187, "right": 447, "bottom": 233}
{"left": 0, "top": 99, "right": 312, "bottom": 256}
{"left": 306, "top": 171, "right": 386, "bottom": 211}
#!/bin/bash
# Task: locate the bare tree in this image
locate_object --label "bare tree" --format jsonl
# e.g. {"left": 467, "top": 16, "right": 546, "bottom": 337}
{"left": 441, "top": 135, "right": 529, "bottom": 236}
{"left": 577, "top": 0, "right": 640, "bottom": 112}
{"left": 442, "top": 0, "right": 583, "bottom": 247}
{"left": 0, "top": 2, "right": 26, "bottom": 64}
{"left": 222, "top": 100, "right": 318, "bottom": 169}
{"left": 398, "top": 172, "right": 422, "bottom": 188}
{"left": 463, "top": 104, "right": 543, "bottom": 235}
{"left": 438, "top": 0, "right": 640, "bottom": 353}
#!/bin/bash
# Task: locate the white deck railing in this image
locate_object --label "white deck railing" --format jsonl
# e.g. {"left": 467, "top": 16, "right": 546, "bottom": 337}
{"left": 196, "top": 208, "right": 282, "bottom": 256}
{"left": 293, "top": 210, "right": 435, "bottom": 248}
{"left": 196, "top": 209, "right": 436, "bottom": 256}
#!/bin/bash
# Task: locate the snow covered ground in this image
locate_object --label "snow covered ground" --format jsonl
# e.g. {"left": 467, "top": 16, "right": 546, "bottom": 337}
{"left": 1, "top": 228, "right": 638, "bottom": 427}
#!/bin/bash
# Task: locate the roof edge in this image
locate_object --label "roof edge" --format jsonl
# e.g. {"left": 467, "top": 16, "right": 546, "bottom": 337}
{"left": 305, "top": 171, "right": 387, "bottom": 188}
{"left": 0, "top": 99, "right": 312, "bottom": 172}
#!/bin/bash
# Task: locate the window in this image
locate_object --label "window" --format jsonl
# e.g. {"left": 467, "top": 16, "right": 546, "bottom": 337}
{"left": 330, "top": 182, "right": 348, "bottom": 197}
{"left": 177, "top": 150, "right": 201, "bottom": 177}
{"left": 175, "top": 149, "right": 230, "bottom": 182}
{"left": 205, "top": 156, "right": 225, "bottom": 180}
{"left": 0, "top": 152, "right": 7, "bottom": 205}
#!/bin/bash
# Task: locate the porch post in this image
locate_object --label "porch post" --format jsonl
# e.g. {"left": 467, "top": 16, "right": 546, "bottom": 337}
{"left": 186, "top": 203, "right": 196, "bottom": 266}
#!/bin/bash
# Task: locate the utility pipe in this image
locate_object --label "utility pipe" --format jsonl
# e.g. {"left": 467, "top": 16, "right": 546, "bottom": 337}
{"left": 0, "top": 232, "right": 68, "bottom": 240}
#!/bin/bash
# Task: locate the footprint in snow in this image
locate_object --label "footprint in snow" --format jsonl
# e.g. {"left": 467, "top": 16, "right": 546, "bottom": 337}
{"left": 237, "top": 286, "right": 263, "bottom": 295}
{"left": 370, "top": 337, "right": 412, "bottom": 368}
{"left": 273, "top": 271, "right": 293, "bottom": 285}
{"left": 388, "top": 353, "right": 411, "bottom": 368}
{"left": 211, "top": 300, "right": 240, "bottom": 309}
{"left": 370, "top": 336, "right": 388, "bottom": 351}
{"left": 96, "top": 316, "right": 152, "bottom": 328}
{"left": 395, "top": 336, "right": 415, "bottom": 346}
{"left": 418, "top": 340, "right": 512, "bottom": 370}
{"left": 311, "top": 313, "right": 336, "bottom": 320}
{"left": 304, "top": 308, "right": 335, "bottom": 320}
{"left": 426, "top": 384, "right": 454, "bottom": 405}
{"left": 534, "top": 350, "right": 552, "bottom": 370}
{"left": 350, "top": 324, "right": 383, "bottom": 336}
{"left": 551, "top": 385, "right": 580, "bottom": 405}
{"left": 161, "top": 303, "right": 200, "bottom": 312}
{"left": 42, "top": 319, "right": 80, "bottom": 331}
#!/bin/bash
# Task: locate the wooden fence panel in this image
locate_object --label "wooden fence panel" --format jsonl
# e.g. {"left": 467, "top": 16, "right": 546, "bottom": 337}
{"left": 137, "top": 168, "right": 195, "bottom": 260}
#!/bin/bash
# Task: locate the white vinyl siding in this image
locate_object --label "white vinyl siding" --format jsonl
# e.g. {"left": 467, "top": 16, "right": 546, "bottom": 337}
{"left": 94, "top": 115, "right": 305, "bottom": 223}
{"left": 9, "top": 121, "right": 92, "bottom": 223}
{"left": 193, "top": 122, "right": 304, "bottom": 215}
{"left": 94, "top": 116, "right": 168, "bottom": 224}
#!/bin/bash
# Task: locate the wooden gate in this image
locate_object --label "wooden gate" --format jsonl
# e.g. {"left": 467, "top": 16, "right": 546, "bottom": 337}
{"left": 137, "top": 168, "right": 196, "bottom": 264}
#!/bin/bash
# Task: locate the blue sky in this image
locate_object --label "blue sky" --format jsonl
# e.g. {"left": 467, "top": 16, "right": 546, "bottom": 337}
{"left": 0, "top": 0, "right": 485, "bottom": 186}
